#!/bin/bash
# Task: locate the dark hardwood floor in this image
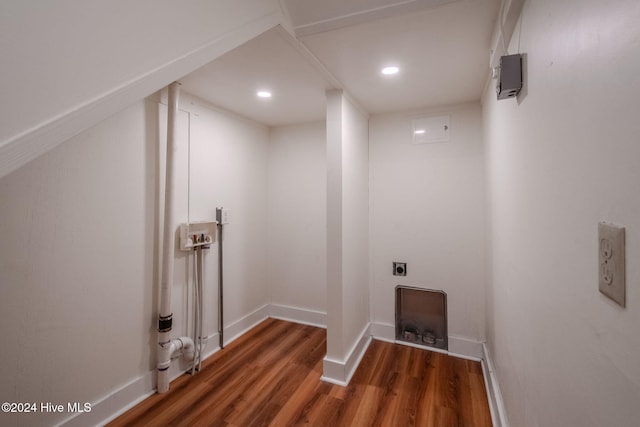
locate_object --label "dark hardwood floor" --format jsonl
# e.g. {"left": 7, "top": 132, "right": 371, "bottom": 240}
{"left": 108, "top": 318, "right": 492, "bottom": 426}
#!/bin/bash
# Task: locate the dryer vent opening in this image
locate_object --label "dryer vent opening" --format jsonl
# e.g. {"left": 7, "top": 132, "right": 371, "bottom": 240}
{"left": 395, "top": 286, "right": 447, "bottom": 350}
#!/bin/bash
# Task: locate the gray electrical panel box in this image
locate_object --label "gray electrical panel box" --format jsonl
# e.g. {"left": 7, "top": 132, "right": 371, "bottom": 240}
{"left": 497, "top": 54, "right": 523, "bottom": 100}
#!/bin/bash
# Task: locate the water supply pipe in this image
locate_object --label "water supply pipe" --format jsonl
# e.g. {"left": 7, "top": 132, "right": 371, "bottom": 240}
{"left": 157, "top": 81, "right": 180, "bottom": 393}
{"left": 196, "top": 246, "right": 204, "bottom": 371}
{"left": 217, "top": 221, "right": 224, "bottom": 349}
{"left": 190, "top": 245, "right": 205, "bottom": 374}
{"left": 191, "top": 247, "right": 199, "bottom": 376}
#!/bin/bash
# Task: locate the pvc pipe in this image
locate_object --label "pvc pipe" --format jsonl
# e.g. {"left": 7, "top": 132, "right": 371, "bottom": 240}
{"left": 191, "top": 250, "right": 198, "bottom": 376}
{"left": 191, "top": 247, "right": 202, "bottom": 374}
{"left": 197, "top": 247, "right": 204, "bottom": 371}
{"left": 160, "top": 81, "right": 179, "bottom": 320}
{"left": 157, "top": 337, "right": 195, "bottom": 393}
{"left": 175, "top": 337, "right": 195, "bottom": 362}
{"left": 217, "top": 223, "right": 224, "bottom": 349}
{"left": 157, "top": 82, "right": 180, "bottom": 394}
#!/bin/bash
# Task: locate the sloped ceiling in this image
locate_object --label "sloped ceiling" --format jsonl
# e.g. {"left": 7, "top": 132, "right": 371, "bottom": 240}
{"left": 180, "top": 0, "right": 500, "bottom": 125}
{"left": 180, "top": 27, "right": 334, "bottom": 127}
{"left": 283, "top": 0, "right": 461, "bottom": 36}
{"left": 300, "top": 0, "right": 500, "bottom": 114}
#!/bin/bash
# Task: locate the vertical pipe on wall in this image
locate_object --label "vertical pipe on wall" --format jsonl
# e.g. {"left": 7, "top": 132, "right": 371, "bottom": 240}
{"left": 157, "top": 81, "right": 180, "bottom": 394}
{"left": 197, "top": 246, "right": 204, "bottom": 371}
{"left": 191, "top": 249, "right": 198, "bottom": 376}
{"left": 217, "top": 222, "right": 224, "bottom": 349}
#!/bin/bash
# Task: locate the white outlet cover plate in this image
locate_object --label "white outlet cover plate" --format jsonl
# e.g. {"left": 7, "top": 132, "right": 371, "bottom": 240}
{"left": 598, "top": 222, "right": 625, "bottom": 307}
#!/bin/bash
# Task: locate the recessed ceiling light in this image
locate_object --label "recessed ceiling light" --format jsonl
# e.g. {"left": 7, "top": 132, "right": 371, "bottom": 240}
{"left": 381, "top": 66, "right": 399, "bottom": 75}
{"left": 257, "top": 90, "right": 272, "bottom": 98}
{"left": 414, "top": 129, "right": 426, "bottom": 135}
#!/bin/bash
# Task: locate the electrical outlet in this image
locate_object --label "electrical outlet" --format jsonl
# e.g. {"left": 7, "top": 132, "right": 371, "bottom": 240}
{"left": 598, "top": 222, "right": 625, "bottom": 307}
{"left": 393, "top": 262, "right": 407, "bottom": 276}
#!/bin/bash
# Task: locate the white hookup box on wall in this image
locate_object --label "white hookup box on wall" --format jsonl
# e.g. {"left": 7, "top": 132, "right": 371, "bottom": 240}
{"left": 412, "top": 115, "right": 450, "bottom": 144}
{"left": 216, "top": 207, "right": 230, "bottom": 225}
{"left": 179, "top": 221, "right": 217, "bottom": 251}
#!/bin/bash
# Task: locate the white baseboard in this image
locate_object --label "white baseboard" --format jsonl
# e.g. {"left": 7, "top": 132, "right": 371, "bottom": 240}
{"left": 268, "top": 304, "right": 326, "bottom": 328}
{"left": 321, "top": 322, "right": 372, "bottom": 386}
{"left": 370, "top": 322, "right": 483, "bottom": 361}
{"left": 448, "top": 335, "right": 483, "bottom": 360}
{"left": 223, "top": 304, "right": 269, "bottom": 346}
{"left": 64, "top": 312, "right": 490, "bottom": 426}
{"left": 60, "top": 304, "right": 270, "bottom": 426}
{"left": 482, "top": 343, "right": 509, "bottom": 427}
{"left": 200, "top": 333, "right": 222, "bottom": 360}
{"left": 57, "top": 371, "right": 155, "bottom": 427}
{"left": 370, "top": 321, "right": 395, "bottom": 341}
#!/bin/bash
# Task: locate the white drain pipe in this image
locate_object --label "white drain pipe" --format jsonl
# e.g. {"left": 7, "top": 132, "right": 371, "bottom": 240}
{"left": 158, "top": 337, "right": 195, "bottom": 378}
{"left": 157, "top": 81, "right": 191, "bottom": 393}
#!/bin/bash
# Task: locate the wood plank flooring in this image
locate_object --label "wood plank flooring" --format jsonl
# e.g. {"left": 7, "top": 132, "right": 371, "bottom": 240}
{"left": 108, "top": 318, "right": 492, "bottom": 426}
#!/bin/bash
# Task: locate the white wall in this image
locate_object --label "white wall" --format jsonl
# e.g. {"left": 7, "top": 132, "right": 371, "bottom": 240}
{"left": 325, "top": 90, "right": 370, "bottom": 382}
{"left": 0, "top": 90, "right": 271, "bottom": 426}
{"left": 267, "top": 122, "right": 326, "bottom": 315}
{"left": 0, "top": 100, "right": 157, "bottom": 427}
{"left": 369, "top": 103, "right": 485, "bottom": 347}
{"left": 0, "top": 0, "right": 282, "bottom": 179}
{"left": 483, "top": 0, "right": 640, "bottom": 425}
{"left": 181, "top": 93, "right": 270, "bottom": 333}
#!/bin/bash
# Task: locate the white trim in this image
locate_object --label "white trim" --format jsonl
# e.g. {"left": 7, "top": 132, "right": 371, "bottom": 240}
{"left": 268, "top": 304, "right": 326, "bottom": 328}
{"left": 276, "top": 0, "right": 295, "bottom": 35}
{"left": 57, "top": 371, "right": 155, "bottom": 427}
{"left": 395, "top": 338, "right": 450, "bottom": 355}
{"left": 480, "top": 352, "right": 499, "bottom": 427}
{"left": 370, "top": 322, "right": 483, "bottom": 361}
{"left": 448, "top": 335, "right": 483, "bottom": 360}
{"left": 482, "top": 343, "right": 510, "bottom": 427}
{"left": 291, "top": 0, "right": 457, "bottom": 37}
{"left": 275, "top": 26, "right": 344, "bottom": 92}
{"left": 321, "top": 358, "right": 349, "bottom": 387}
{"left": 447, "top": 351, "right": 482, "bottom": 362}
{"left": 223, "top": 304, "right": 270, "bottom": 346}
{"left": 0, "top": 12, "right": 281, "bottom": 180}
{"left": 58, "top": 313, "right": 485, "bottom": 425}
{"left": 200, "top": 333, "right": 222, "bottom": 361}
{"left": 345, "top": 324, "right": 372, "bottom": 384}
{"left": 370, "top": 322, "right": 395, "bottom": 341}
{"left": 59, "top": 305, "right": 269, "bottom": 426}
{"left": 321, "top": 322, "right": 372, "bottom": 386}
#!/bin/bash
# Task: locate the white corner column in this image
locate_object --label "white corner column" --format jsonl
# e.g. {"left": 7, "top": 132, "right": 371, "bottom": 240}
{"left": 323, "top": 90, "right": 371, "bottom": 386}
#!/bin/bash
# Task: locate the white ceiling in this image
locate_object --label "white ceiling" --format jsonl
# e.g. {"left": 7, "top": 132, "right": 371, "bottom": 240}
{"left": 179, "top": 0, "right": 500, "bottom": 126}
{"left": 179, "top": 27, "right": 334, "bottom": 127}
{"left": 283, "top": 0, "right": 461, "bottom": 36}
